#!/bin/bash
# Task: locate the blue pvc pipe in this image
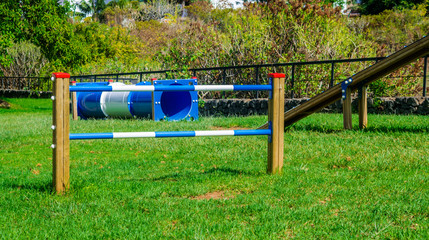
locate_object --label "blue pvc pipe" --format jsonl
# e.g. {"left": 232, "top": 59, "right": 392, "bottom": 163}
{"left": 71, "top": 86, "right": 113, "bottom": 92}
{"left": 233, "top": 85, "right": 272, "bottom": 91}
{"left": 69, "top": 129, "right": 271, "bottom": 140}
{"left": 233, "top": 129, "right": 271, "bottom": 136}
{"left": 70, "top": 133, "right": 114, "bottom": 140}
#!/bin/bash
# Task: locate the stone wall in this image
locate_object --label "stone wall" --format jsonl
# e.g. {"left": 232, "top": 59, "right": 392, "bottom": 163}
{"left": 199, "top": 97, "right": 429, "bottom": 116}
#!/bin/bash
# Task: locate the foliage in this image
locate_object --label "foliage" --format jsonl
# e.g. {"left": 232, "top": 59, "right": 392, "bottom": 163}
{"left": 0, "top": 0, "right": 91, "bottom": 73}
{"left": 358, "top": 0, "right": 425, "bottom": 15}
{"left": 1, "top": 0, "right": 428, "bottom": 97}
{"left": 0, "top": 41, "right": 48, "bottom": 77}
{"left": 348, "top": 5, "right": 429, "bottom": 96}
{"left": 137, "top": 0, "right": 184, "bottom": 21}
{"left": 159, "top": 0, "right": 375, "bottom": 97}
{"left": 75, "top": 22, "right": 150, "bottom": 74}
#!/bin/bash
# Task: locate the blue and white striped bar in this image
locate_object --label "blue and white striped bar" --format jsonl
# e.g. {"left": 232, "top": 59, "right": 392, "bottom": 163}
{"left": 69, "top": 84, "right": 272, "bottom": 92}
{"left": 69, "top": 129, "right": 271, "bottom": 140}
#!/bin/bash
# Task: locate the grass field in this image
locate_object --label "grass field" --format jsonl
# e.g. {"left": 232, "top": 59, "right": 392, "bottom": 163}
{"left": 0, "top": 97, "right": 428, "bottom": 239}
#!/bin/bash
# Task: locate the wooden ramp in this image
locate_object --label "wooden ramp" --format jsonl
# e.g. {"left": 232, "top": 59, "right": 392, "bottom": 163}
{"left": 259, "top": 36, "right": 429, "bottom": 130}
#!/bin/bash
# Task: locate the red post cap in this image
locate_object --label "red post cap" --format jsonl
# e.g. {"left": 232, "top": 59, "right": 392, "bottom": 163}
{"left": 151, "top": 78, "right": 157, "bottom": 81}
{"left": 52, "top": 72, "right": 70, "bottom": 78}
{"left": 108, "top": 79, "right": 114, "bottom": 82}
{"left": 268, "top": 73, "right": 285, "bottom": 78}
{"left": 70, "top": 81, "right": 76, "bottom": 84}
{"left": 191, "top": 77, "right": 197, "bottom": 79}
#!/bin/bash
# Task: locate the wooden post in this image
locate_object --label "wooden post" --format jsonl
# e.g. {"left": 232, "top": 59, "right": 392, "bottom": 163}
{"left": 358, "top": 85, "right": 368, "bottom": 129}
{"left": 267, "top": 73, "right": 285, "bottom": 174}
{"left": 52, "top": 73, "right": 70, "bottom": 194}
{"left": 71, "top": 81, "right": 78, "bottom": 120}
{"left": 343, "top": 87, "right": 352, "bottom": 130}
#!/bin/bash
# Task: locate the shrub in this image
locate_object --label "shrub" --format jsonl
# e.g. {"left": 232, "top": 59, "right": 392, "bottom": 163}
{"left": 0, "top": 41, "right": 48, "bottom": 77}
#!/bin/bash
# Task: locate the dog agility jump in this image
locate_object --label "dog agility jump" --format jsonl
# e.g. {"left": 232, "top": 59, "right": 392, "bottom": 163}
{"left": 51, "top": 73, "right": 285, "bottom": 194}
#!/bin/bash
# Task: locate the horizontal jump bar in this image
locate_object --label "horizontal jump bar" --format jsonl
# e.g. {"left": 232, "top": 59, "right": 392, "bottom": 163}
{"left": 69, "top": 129, "right": 271, "bottom": 140}
{"left": 69, "top": 85, "right": 272, "bottom": 92}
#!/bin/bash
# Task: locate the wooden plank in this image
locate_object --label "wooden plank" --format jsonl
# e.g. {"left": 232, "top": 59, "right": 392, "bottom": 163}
{"left": 343, "top": 87, "right": 352, "bottom": 130}
{"left": 258, "top": 36, "right": 429, "bottom": 129}
{"left": 358, "top": 85, "right": 368, "bottom": 129}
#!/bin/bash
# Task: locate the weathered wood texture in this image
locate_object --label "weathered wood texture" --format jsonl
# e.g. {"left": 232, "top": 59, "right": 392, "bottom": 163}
{"left": 259, "top": 36, "right": 429, "bottom": 129}
{"left": 267, "top": 76, "right": 285, "bottom": 174}
{"left": 343, "top": 88, "right": 352, "bottom": 129}
{"left": 358, "top": 86, "right": 368, "bottom": 129}
{"left": 52, "top": 76, "right": 70, "bottom": 194}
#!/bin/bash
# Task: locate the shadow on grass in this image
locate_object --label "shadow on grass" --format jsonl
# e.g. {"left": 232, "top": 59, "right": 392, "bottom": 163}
{"left": 1, "top": 180, "right": 53, "bottom": 194}
{"left": 291, "top": 124, "right": 429, "bottom": 134}
{"left": 124, "top": 167, "right": 264, "bottom": 182}
{"left": 363, "top": 125, "right": 429, "bottom": 133}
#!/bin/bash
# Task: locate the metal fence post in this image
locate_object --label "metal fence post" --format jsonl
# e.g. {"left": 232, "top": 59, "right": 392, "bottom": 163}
{"left": 255, "top": 66, "right": 260, "bottom": 98}
{"left": 423, "top": 56, "right": 428, "bottom": 97}
{"left": 291, "top": 64, "right": 295, "bottom": 99}
{"left": 222, "top": 69, "right": 226, "bottom": 99}
{"left": 330, "top": 61, "right": 335, "bottom": 88}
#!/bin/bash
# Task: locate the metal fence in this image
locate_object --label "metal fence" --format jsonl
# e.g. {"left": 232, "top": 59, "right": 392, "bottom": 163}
{"left": 2, "top": 57, "right": 428, "bottom": 98}
{"left": 0, "top": 76, "right": 51, "bottom": 92}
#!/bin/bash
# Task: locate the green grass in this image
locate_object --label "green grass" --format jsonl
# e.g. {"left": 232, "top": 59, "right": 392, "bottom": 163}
{"left": 0, "top": 98, "right": 428, "bottom": 239}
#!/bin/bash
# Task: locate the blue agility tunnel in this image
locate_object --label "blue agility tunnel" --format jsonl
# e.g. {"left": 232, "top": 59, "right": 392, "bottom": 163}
{"left": 128, "top": 81, "right": 153, "bottom": 119}
{"left": 76, "top": 82, "right": 109, "bottom": 119}
{"left": 152, "top": 79, "right": 199, "bottom": 121}
{"left": 75, "top": 79, "right": 199, "bottom": 121}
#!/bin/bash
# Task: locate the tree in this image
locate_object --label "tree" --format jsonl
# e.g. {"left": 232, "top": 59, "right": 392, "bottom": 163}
{"left": 0, "top": 41, "right": 47, "bottom": 77}
{"left": 0, "top": 0, "right": 91, "bottom": 74}
{"left": 357, "top": 0, "right": 425, "bottom": 15}
{"left": 78, "top": 0, "right": 106, "bottom": 21}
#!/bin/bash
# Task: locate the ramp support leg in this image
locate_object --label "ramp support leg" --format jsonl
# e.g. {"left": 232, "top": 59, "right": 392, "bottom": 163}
{"left": 267, "top": 73, "right": 285, "bottom": 174}
{"left": 358, "top": 85, "right": 367, "bottom": 129}
{"left": 342, "top": 78, "right": 352, "bottom": 130}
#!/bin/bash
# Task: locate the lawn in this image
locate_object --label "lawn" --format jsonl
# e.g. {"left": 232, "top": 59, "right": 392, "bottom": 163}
{"left": 0, "top": 97, "right": 428, "bottom": 239}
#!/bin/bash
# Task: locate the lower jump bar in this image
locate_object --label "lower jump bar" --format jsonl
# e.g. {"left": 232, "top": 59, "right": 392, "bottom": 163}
{"left": 70, "top": 129, "right": 271, "bottom": 140}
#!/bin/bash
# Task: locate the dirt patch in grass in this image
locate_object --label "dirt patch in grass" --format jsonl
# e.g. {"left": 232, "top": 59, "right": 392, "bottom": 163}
{"left": 0, "top": 100, "right": 10, "bottom": 109}
{"left": 210, "top": 126, "right": 249, "bottom": 130}
{"left": 191, "top": 191, "right": 236, "bottom": 200}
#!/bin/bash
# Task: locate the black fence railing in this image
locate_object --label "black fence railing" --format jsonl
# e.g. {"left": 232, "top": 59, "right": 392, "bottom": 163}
{"left": 0, "top": 76, "right": 51, "bottom": 92}
{"left": 2, "top": 57, "right": 428, "bottom": 98}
